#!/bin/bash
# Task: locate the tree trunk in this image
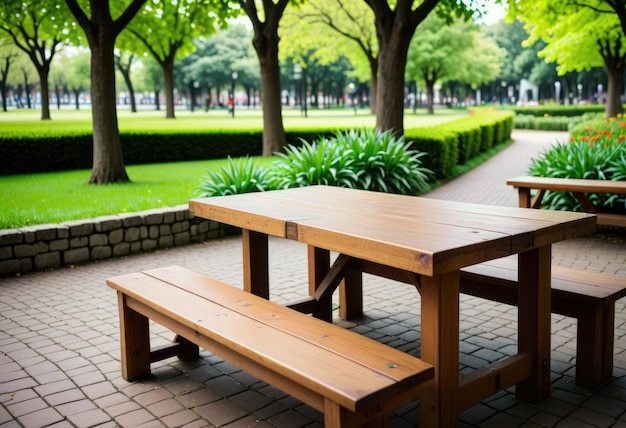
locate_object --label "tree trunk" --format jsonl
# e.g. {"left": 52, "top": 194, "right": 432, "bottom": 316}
{"left": 252, "top": 27, "right": 286, "bottom": 156}
{"left": 368, "top": 55, "right": 378, "bottom": 114}
{"left": 425, "top": 78, "right": 435, "bottom": 115}
{"left": 368, "top": 0, "right": 438, "bottom": 135}
{"left": 88, "top": 33, "right": 129, "bottom": 184}
{"left": 116, "top": 55, "right": 138, "bottom": 113}
{"left": 0, "top": 56, "right": 8, "bottom": 112}
{"left": 35, "top": 65, "right": 51, "bottom": 119}
{"left": 164, "top": 60, "right": 176, "bottom": 119}
{"left": 605, "top": 64, "right": 624, "bottom": 118}
{"left": 154, "top": 89, "right": 160, "bottom": 110}
{"left": 74, "top": 89, "right": 80, "bottom": 109}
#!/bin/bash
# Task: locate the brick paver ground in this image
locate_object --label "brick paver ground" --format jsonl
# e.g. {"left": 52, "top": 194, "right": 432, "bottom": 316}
{"left": 1, "top": 130, "right": 625, "bottom": 427}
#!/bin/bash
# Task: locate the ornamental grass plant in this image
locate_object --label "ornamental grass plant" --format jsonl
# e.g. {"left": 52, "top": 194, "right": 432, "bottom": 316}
{"left": 528, "top": 115, "right": 626, "bottom": 213}
{"left": 197, "top": 129, "right": 434, "bottom": 197}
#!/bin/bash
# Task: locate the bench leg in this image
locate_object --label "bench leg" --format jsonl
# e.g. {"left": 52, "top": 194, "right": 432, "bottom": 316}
{"left": 174, "top": 335, "right": 200, "bottom": 360}
{"left": 118, "top": 293, "right": 151, "bottom": 381}
{"left": 575, "top": 304, "right": 615, "bottom": 387}
{"left": 324, "top": 400, "right": 389, "bottom": 427}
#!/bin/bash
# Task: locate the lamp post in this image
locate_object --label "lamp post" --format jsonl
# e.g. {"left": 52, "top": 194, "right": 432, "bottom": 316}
{"left": 293, "top": 64, "right": 308, "bottom": 117}
{"left": 577, "top": 83, "right": 583, "bottom": 104}
{"left": 230, "top": 71, "right": 238, "bottom": 118}
{"left": 554, "top": 81, "right": 561, "bottom": 105}
{"left": 348, "top": 83, "right": 357, "bottom": 115}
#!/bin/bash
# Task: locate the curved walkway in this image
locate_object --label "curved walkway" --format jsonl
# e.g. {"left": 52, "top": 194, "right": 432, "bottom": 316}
{"left": 1, "top": 130, "right": 625, "bottom": 427}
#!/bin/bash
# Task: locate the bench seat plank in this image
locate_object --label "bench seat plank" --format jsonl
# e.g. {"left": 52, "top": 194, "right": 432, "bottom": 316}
{"left": 107, "top": 266, "right": 433, "bottom": 421}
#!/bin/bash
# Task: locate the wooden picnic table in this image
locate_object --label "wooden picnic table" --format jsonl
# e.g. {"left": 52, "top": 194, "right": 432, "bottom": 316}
{"left": 189, "top": 186, "right": 596, "bottom": 427}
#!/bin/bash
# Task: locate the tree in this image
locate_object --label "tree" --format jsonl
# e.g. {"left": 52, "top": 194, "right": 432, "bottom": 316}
{"left": 115, "top": 50, "right": 139, "bottom": 113}
{"left": 0, "top": 1, "right": 73, "bottom": 120}
{"left": 0, "top": 40, "right": 20, "bottom": 112}
{"left": 126, "top": 0, "right": 233, "bottom": 119}
{"left": 239, "top": 0, "right": 291, "bottom": 156}
{"left": 181, "top": 25, "right": 257, "bottom": 111}
{"left": 283, "top": 0, "right": 378, "bottom": 112}
{"left": 64, "top": 0, "right": 147, "bottom": 184}
{"left": 55, "top": 50, "right": 90, "bottom": 109}
{"left": 364, "top": 0, "right": 473, "bottom": 135}
{"left": 508, "top": 0, "right": 625, "bottom": 117}
{"left": 134, "top": 56, "right": 164, "bottom": 110}
{"left": 406, "top": 15, "right": 503, "bottom": 113}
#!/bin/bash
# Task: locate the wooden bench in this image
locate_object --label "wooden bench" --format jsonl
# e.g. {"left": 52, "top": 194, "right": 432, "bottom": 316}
{"left": 507, "top": 175, "right": 626, "bottom": 227}
{"left": 107, "top": 265, "right": 434, "bottom": 427}
{"left": 460, "top": 256, "right": 626, "bottom": 388}
{"left": 339, "top": 256, "right": 626, "bottom": 388}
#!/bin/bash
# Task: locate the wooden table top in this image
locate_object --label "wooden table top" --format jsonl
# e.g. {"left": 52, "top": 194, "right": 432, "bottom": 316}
{"left": 189, "top": 186, "right": 597, "bottom": 276}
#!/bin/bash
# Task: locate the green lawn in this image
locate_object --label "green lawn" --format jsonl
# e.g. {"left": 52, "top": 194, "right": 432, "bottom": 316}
{"left": 0, "top": 107, "right": 468, "bottom": 229}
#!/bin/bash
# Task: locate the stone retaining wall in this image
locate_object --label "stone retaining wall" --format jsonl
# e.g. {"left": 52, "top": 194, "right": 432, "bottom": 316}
{"left": 0, "top": 205, "right": 236, "bottom": 277}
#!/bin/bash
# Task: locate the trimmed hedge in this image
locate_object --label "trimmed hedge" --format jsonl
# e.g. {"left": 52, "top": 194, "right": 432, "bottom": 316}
{"left": 1, "top": 112, "right": 513, "bottom": 180}
{"left": 0, "top": 129, "right": 336, "bottom": 176}
{"left": 407, "top": 111, "right": 513, "bottom": 177}
{"left": 508, "top": 105, "right": 606, "bottom": 117}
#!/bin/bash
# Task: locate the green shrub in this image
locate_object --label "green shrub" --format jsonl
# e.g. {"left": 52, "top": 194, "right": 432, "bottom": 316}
{"left": 197, "top": 129, "right": 435, "bottom": 197}
{"left": 269, "top": 137, "right": 358, "bottom": 189}
{"left": 271, "top": 129, "right": 433, "bottom": 195}
{"left": 196, "top": 155, "right": 271, "bottom": 197}
{"left": 528, "top": 116, "right": 626, "bottom": 212}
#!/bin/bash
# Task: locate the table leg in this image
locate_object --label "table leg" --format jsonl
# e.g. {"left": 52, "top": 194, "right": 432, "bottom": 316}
{"left": 308, "top": 246, "right": 364, "bottom": 320}
{"left": 516, "top": 246, "right": 552, "bottom": 401}
{"left": 242, "top": 229, "right": 269, "bottom": 299}
{"left": 419, "top": 270, "right": 460, "bottom": 428}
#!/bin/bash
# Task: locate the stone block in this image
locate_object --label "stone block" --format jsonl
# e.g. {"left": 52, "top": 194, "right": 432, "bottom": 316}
{"left": 94, "top": 216, "right": 123, "bottom": 232}
{"left": 0, "top": 246, "right": 12, "bottom": 260}
{"left": 162, "top": 210, "right": 176, "bottom": 224}
{"left": 70, "top": 236, "right": 89, "bottom": 249}
{"left": 91, "top": 246, "right": 112, "bottom": 261}
{"left": 20, "top": 258, "right": 32, "bottom": 272}
{"left": 119, "top": 213, "right": 143, "bottom": 227}
{"left": 174, "top": 232, "right": 190, "bottom": 246}
{"left": 144, "top": 211, "right": 163, "bottom": 225}
{"left": 0, "top": 229, "right": 23, "bottom": 246}
{"left": 130, "top": 241, "right": 142, "bottom": 254}
{"left": 14, "top": 244, "right": 38, "bottom": 258}
{"left": 36, "top": 242, "right": 50, "bottom": 253}
{"left": 63, "top": 220, "right": 95, "bottom": 237}
{"left": 158, "top": 235, "right": 173, "bottom": 248}
{"left": 113, "top": 242, "right": 130, "bottom": 257}
{"left": 109, "top": 229, "right": 124, "bottom": 245}
{"left": 89, "top": 234, "right": 108, "bottom": 247}
{"left": 64, "top": 248, "right": 90, "bottom": 265}
{"left": 142, "top": 239, "right": 157, "bottom": 252}
{"left": 124, "top": 227, "right": 141, "bottom": 242}
{"left": 57, "top": 227, "right": 70, "bottom": 239}
{"left": 0, "top": 259, "right": 21, "bottom": 276}
{"left": 50, "top": 239, "right": 69, "bottom": 252}
{"left": 34, "top": 252, "right": 60, "bottom": 271}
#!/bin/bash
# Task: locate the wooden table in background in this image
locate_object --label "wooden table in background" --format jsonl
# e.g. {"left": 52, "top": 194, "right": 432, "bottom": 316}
{"left": 190, "top": 186, "right": 596, "bottom": 427}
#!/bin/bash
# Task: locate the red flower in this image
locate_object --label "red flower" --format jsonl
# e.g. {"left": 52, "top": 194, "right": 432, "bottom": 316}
{"left": 620, "top": 122, "right": 626, "bottom": 128}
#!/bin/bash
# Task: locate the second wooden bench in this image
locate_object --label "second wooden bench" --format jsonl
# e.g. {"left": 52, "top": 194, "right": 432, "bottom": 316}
{"left": 340, "top": 256, "right": 626, "bottom": 388}
{"left": 507, "top": 175, "right": 626, "bottom": 228}
{"left": 107, "top": 265, "right": 434, "bottom": 427}
{"left": 460, "top": 256, "right": 626, "bottom": 388}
